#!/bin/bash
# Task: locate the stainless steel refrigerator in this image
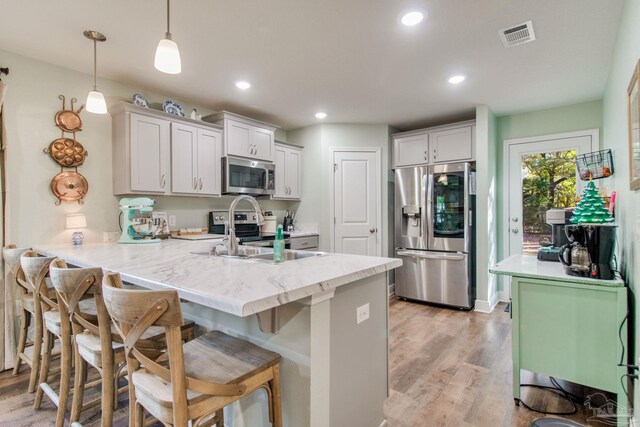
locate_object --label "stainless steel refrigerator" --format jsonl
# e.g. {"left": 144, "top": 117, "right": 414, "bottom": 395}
{"left": 394, "top": 162, "right": 476, "bottom": 309}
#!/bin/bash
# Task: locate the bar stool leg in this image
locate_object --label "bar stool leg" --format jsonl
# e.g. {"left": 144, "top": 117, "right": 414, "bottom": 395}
{"left": 216, "top": 409, "right": 224, "bottom": 427}
{"left": 270, "top": 364, "right": 283, "bottom": 427}
{"left": 13, "top": 309, "right": 29, "bottom": 376}
{"left": 70, "top": 344, "right": 86, "bottom": 423}
{"left": 33, "top": 329, "right": 52, "bottom": 409}
{"left": 56, "top": 323, "right": 73, "bottom": 427}
{"left": 28, "top": 310, "right": 44, "bottom": 393}
{"left": 101, "top": 357, "right": 115, "bottom": 427}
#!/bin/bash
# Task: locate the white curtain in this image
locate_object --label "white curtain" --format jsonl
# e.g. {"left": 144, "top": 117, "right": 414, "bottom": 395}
{"left": 0, "top": 80, "right": 9, "bottom": 370}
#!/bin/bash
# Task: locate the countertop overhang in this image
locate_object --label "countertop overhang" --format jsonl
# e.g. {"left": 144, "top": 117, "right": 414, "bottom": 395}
{"left": 36, "top": 240, "right": 401, "bottom": 317}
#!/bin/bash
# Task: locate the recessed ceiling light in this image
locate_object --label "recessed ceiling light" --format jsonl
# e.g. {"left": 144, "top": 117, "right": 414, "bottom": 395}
{"left": 401, "top": 11, "right": 425, "bottom": 26}
{"left": 448, "top": 75, "right": 466, "bottom": 84}
{"left": 235, "top": 81, "right": 251, "bottom": 90}
{"left": 315, "top": 112, "right": 327, "bottom": 119}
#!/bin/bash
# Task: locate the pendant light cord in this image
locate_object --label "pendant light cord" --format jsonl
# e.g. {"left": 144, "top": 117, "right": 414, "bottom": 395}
{"left": 166, "top": 0, "right": 172, "bottom": 39}
{"left": 93, "top": 39, "right": 97, "bottom": 91}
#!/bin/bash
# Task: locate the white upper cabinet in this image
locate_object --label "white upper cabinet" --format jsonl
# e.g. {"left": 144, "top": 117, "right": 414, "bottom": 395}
{"left": 273, "top": 142, "right": 302, "bottom": 200}
{"left": 429, "top": 126, "right": 473, "bottom": 163}
{"left": 170, "top": 123, "right": 222, "bottom": 196}
{"left": 393, "top": 133, "right": 428, "bottom": 167}
{"left": 392, "top": 120, "right": 476, "bottom": 168}
{"left": 112, "top": 109, "right": 170, "bottom": 195}
{"left": 203, "top": 111, "right": 277, "bottom": 162}
{"left": 111, "top": 103, "right": 222, "bottom": 197}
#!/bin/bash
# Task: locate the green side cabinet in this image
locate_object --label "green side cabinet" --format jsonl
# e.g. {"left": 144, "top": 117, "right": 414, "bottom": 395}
{"left": 511, "top": 276, "right": 628, "bottom": 425}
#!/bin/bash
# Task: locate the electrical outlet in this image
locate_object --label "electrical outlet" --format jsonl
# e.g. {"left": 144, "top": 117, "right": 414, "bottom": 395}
{"left": 356, "top": 303, "right": 370, "bottom": 324}
{"left": 169, "top": 215, "right": 177, "bottom": 227}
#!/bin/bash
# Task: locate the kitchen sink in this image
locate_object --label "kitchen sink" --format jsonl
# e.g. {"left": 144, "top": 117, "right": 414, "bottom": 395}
{"left": 192, "top": 246, "right": 273, "bottom": 258}
{"left": 249, "top": 250, "right": 325, "bottom": 262}
{"left": 192, "top": 247, "right": 325, "bottom": 262}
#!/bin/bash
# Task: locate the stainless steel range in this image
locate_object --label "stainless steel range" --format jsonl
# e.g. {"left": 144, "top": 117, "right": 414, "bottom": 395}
{"left": 394, "top": 162, "right": 476, "bottom": 309}
{"left": 208, "top": 211, "right": 290, "bottom": 247}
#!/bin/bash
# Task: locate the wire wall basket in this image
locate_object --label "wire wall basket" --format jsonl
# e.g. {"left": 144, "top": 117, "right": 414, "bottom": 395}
{"left": 576, "top": 149, "right": 614, "bottom": 180}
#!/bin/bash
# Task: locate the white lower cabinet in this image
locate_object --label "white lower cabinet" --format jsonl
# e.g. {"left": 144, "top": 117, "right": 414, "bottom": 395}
{"left": 171, "top": 123, "right": 222, "bottom": 196}
{"left": 112, "top": 103, "right": 222, "bottom": 197}
{"left": 273, "top": 143, "right": 302, "bottom": 200}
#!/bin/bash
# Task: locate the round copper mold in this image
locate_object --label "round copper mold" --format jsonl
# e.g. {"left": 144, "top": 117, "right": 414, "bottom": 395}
{"left": 50, "top": 171, "right": 89, "bottom": 202}
{"left": 48, "top": 138, "right": 87, "bottom": 167}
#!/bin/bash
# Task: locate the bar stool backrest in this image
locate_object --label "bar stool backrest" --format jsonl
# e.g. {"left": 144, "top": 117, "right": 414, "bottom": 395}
{"left": 3, "top": 245, "right": 31, "bottom": 292}
{"left": 20, "top": 251, "right": 57, "bottom": 311}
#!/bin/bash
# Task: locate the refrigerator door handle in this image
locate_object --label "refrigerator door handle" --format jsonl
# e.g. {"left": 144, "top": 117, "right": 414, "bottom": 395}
{"left": 397, "top": 250, "right": 466, "bottom": 261}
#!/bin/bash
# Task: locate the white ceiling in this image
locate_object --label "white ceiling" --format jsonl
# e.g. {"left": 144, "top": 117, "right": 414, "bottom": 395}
{"left": 0, "top": 0, "right": 624, "bottom": 130}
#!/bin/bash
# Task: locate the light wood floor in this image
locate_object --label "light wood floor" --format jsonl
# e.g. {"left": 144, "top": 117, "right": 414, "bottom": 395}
{"left": 0, "top": 299, "right": 615, "bottom": 426}
{"left": 384, "top": 297, "right": 615, "bottom": 427}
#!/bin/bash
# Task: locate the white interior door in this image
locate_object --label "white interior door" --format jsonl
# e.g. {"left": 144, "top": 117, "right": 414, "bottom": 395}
{"left": 332, "top": 149, "right": 381, "bottom": 256}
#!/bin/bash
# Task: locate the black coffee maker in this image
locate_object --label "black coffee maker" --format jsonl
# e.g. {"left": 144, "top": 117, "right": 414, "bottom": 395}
{"left": 561, "top": 224, "right": 617, "bottom": 279}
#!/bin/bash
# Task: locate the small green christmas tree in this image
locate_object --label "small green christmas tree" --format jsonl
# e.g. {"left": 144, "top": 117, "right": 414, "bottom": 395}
{"left": 570, "top": 181, "right": 614, "bottom": 224}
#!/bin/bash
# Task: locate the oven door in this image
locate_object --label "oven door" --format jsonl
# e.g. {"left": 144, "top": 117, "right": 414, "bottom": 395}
{"left": 223, "top": 157, "right": 275, "bottom": 195}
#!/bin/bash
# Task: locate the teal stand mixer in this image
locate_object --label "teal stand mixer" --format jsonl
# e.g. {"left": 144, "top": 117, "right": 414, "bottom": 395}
{"left": 119, "top": 197, "right": 162, "bottom": 244}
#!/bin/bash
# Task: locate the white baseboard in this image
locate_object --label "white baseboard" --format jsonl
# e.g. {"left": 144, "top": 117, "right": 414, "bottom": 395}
{"left": 379, "top": 419, "right": 388, "bottom": 427}
{"left": 475, "top": 292, "right": 500, "bottom": 313}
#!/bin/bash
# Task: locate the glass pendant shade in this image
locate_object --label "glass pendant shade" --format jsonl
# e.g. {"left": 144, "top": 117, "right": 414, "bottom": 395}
{"left": 86, "top": 90, "right": 107, "bottom": 114}
{"left": 155, "top": 37, "right": 181, "bottom": 74}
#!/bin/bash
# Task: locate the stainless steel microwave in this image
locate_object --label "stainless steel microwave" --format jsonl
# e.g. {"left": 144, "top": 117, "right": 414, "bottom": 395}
{"left": 222, "top": 157, "right": 275, "bottom": 195}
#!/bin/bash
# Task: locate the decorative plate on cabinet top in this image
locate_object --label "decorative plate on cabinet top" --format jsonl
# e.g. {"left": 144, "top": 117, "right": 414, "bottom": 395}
{"left": 132, "top": 94, "right": 150, "bottom": 108}
{"left": 162, "top": 100, "right": 185, "bottom": 117}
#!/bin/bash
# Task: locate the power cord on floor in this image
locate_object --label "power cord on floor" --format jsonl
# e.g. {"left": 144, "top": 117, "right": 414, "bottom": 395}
{"left": 516, "top": 377, "right": 581, "bottom": 416}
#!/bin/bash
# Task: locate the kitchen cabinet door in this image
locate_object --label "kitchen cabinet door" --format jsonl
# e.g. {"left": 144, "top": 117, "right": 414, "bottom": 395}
{"left": 253, "top": 127, "right": 275, "bottom": 161}
{"left": 273, "top": 144, "right": 302, "bottom": 200}
{"left": 393, "top": 133, "right": 428, "bottom": 168}
{"left": 196, "top": 128, "right": 222, "bottom": 195}
{"left": 286, "top": 148, "right": 301, "bottom": 199}
{"left": 429, "top": 126, "right": 473, "bottom": 163}
{"left": 226, "top": 120, "right": 253, "bottom": 158}
{"left": 130, "top": 113, "right": 170, "bottom": 194}
{"left": 274, "top": 145, "right": 287, "bottom": 198}
{"left": 171, "top": 123, "right": 198, "bottom": 194}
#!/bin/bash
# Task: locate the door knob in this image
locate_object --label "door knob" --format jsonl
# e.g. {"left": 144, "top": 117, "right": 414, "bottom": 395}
{"left": 512, "top": 228, "right": 519, "bottom": 233}
{"left": 370, "top": 228, "right": 377, "bottom": 233}
{"left": 512, "top": 217, "right": 519, "bottom": 222}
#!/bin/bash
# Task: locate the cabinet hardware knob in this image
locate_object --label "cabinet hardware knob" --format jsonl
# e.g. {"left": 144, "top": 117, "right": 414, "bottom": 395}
{"left": 161, "top": 174, "right": 166, "bottom": 188}
{"left": 512, "top": 228, "right": 519, "bottom": 233}
{"left": 512, "top": 217, "right": 519, "bottom": 222}
{"left": 193, "top": 177, "right": 198, "bottom": 189}
{"left": 199, "top": 178, "right": 203, "bottom": 190}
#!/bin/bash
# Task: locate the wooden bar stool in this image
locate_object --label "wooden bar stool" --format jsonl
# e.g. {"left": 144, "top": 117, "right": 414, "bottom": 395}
{"left": 34, "top": 259, "right": 99, "bottom": 427}
{"left": 3, "top": 245, "right": 33, "bottom": 379}
{"left": 102, "top": 272, "right": 283, "bottom": 427}
{"left": 48, "top": 263, "right": 195, "bottom": 427}
{"left": 19, "top": 251, "right": 58, "bottom": 393}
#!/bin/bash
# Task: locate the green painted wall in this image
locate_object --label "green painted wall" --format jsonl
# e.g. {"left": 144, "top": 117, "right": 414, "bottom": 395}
{"left": 601, "top": 0, "right": 640, "bottom": 415}
{"left": 495, "top": 101, "right": 604, "bottom": 292}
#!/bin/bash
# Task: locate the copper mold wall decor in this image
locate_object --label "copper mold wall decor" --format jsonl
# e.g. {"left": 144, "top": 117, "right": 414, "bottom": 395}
{"left": 47, "top": 94, "right": 90, "bottom": 204}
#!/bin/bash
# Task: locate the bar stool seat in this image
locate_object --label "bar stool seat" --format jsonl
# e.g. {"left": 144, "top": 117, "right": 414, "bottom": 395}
{"left": 133, "top": 330, "right": 281, "bottom": 414}
{"left": 43, "top": 300, "right": 96, "bottom": 336}
{"left": 75, "top": 332, "right": 125, "bottom": 368}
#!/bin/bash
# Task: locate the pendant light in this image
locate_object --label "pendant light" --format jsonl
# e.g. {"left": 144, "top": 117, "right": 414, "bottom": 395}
{"left": 155, "top": 0, "right": 181, "bottom": 74}
{"left": 83, "top": 30, "right": 107, "bottom": 114}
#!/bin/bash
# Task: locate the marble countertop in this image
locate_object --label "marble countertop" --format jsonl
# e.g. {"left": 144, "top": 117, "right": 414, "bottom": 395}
{"left": 490, "top": 254, "right": 625, "bottom": 287}
{"left": 36, "top": 240, "right": 401, "bottom": 317}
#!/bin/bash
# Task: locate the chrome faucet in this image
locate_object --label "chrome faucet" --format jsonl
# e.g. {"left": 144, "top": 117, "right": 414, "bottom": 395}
{"left": 225, "top": 195, "right": 265, "bottom": 256}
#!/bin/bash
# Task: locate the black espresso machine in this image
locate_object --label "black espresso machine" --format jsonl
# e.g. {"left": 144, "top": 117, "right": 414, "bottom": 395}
{"left": 559, "top": 224, "right": 617, "bottom": 280}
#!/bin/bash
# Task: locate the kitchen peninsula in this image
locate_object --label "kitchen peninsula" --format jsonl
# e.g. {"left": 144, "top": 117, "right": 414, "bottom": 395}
{"left": 36, "top": 239, "right": 401, "bottom": 427}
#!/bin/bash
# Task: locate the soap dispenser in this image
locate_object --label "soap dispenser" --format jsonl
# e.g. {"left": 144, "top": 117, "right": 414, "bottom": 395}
{"left": 273, "top": 225, "right": 285, "bottom": 263}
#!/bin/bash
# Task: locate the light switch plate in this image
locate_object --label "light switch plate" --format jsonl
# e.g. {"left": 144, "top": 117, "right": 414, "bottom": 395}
{"left": 356, "top": 303, "right": 370, "bottom": 324}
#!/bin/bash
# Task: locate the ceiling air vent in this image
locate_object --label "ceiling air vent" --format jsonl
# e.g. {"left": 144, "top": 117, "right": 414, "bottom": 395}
{"left": 499, "top": 20, "right": 536, "bottom": 47}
